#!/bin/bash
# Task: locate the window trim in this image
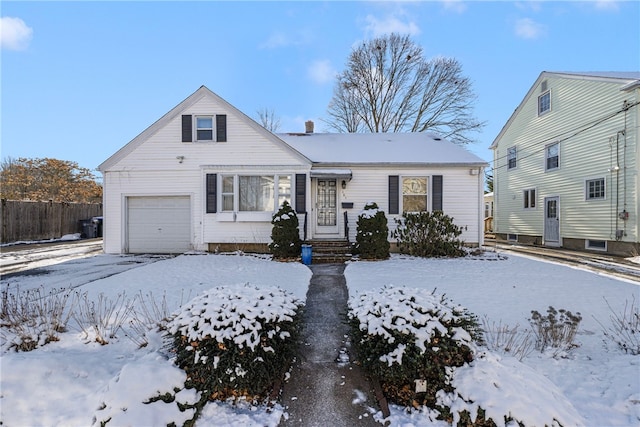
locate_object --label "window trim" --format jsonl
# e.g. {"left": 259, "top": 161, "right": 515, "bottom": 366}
{"left": 523, "top": 188, "right": 537, "bottom": 210}
{"left": 545, "top": 142, "right": 559, "bottom": 171}
{"left": 585, "top": 177, "right": 606, "bottom": 201}
{"left": 538, "top": 90, "right": 551, "bottom": 116}
{"left": 507, "top": 146, "right": 517, "bottom": 170}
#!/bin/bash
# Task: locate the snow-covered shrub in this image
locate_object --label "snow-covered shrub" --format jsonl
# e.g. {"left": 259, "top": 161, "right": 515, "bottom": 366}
{"left": 168, "top": 284, "right": 303, "bottom": 404}
{"left": 529, "top": 306, "right": 582, "bottom": 356}
{"left": 0, "top": 286, "right": 72, "bottom": 352}
{"left": 439, "top": 351, "right": 584, "bottom": 426}
{"left": 354, "top": 201, "right": 390, "bottom": 260}
{"left": 268, "top": 201, "right": 302, "bottom": 259}
{"left": 347, "top": 286, "right": 482, "bottom": 409}
{"left": 392, "top": 211, "right": 465, "bottom": 258}
{"left": 596, "top": 295, "right": 640, "bottom": 355}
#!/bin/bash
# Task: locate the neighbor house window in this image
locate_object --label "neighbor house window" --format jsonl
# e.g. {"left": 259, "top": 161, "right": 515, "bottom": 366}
{"left": 507, "top": 147, "right": 517, "bottom": 170}
{"left": 196, "top": 116, "right": 214, "bottom": 141}
{"left": 523, "top": 188, "right": 536, "bottom": 209}
{"left": 586, "top": 178, "right": 605, "bottom": 200}
{"left": 545, "top": 143, "right": 559, "bottom": 171}
{"left": 586, "top": 239, "right": 607, "bottom": 251}
{"left": 538, "top": 91, "right": 551, "bottom": 115}
{"left": 402, "top": 177, "right": 428, "bottom": 212}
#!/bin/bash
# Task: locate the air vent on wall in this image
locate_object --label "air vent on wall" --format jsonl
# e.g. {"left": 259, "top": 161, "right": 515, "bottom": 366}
{"left": 541, "top": 80, "right": 548, "bottom": 92}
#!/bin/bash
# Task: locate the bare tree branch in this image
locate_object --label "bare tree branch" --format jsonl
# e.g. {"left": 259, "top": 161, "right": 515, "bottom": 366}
{"left": 324, "top": 33, "right": 485, "bottom": 144}
{"left": 256, "top": 107, "right": 282, "bottom": 133}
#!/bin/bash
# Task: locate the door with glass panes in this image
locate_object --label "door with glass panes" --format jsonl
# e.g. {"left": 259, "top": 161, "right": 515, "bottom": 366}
{"left": 315, "top": 179, "right": 339, "bottom": 235}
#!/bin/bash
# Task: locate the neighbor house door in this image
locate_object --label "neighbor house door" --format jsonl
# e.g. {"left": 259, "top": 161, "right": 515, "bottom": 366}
{"left": 315, "top": 179, "right": 339, "bottom": 235}
{"left": 544, "top": 196, "right": 560, "bottom": 246}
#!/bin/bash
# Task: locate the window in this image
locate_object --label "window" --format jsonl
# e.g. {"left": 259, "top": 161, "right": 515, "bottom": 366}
{"left": 545, "top": 143, "right": 559, "bottom": 171}
{"left": 221, "top": 175, "right": 235, "bottom": 211}
{"left": 507, "top": 147, "right": 517, "bottom": 170}
{"left": 402, "top": 177, "right": 428, "bottom": 212}
{"left": 586, "top": 178, "right": 605, "bottom": 200}
{"left": 538, "top": 91, "right": 551, "bottom": 115}
{"left": 523, "top": 188, "right": 536, "bottom": 209}
{"left": 507, "top": 233, "right": 517, "bottom": 241}
{"left": 586, "top": 239, "right": 607, "bottom": 251}
{"left": 218, "top": 174, "right": 291, "bottom": 213}
{"left": 196, "top": 117, "right": 213, "bottom": 141}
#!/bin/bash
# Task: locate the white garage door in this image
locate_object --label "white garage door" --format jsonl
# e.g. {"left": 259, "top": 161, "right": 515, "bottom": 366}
{"left": 127, "top": 196, "right": 191, "bottom": 254}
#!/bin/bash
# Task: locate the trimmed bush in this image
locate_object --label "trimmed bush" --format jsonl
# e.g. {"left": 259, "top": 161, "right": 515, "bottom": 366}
{"left": 347, "top": 286, "right": 482, "bottom": 409}
{"left": 269, "top": 201, "right": 302, "bottom": 259}
{"left": 354, "top": 201, "right": 390, "bottom": 259}
{"left": 393, "top": 211, "right": 465, "bottom": 258}
{"left": 168, "top": 284, "right": 303, "bottom": 404}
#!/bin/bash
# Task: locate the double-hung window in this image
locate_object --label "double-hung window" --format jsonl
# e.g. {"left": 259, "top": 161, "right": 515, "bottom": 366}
{"left": 402, "top": 177, "right": 428, "bottom": 212}
{"left": 545, "top": 143, "right": 559, "bottom": 171}
{"left": 196, "top": 117, "right": 213, "bottom": 141}
{"left": 538, "top": 91, "right": 551, "bottom": 115}
{"left": 586, "top": 178, "right": 605, "bottom": 200}
{"left": 523, "top": 188, "right": 536, "bottom": 209}
{"left": 507, "top": 147, "right": 517, "bottom": 170}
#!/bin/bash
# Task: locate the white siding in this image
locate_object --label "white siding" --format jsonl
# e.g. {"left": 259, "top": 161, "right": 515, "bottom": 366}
{"left": 340, "top": 166, "right": 483, "bottom": 245}
{"left": 493, "top": 74, "right": 639, "bottom": 245}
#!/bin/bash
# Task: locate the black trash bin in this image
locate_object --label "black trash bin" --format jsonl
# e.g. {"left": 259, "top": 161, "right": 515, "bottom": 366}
{"left": 91, "top": 216, "right": 103, "bottom": 238}
{"left": 79, "top": 219, "right": 97, "bottom": 239}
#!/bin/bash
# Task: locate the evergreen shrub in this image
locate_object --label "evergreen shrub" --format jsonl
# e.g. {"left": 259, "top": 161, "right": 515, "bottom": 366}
{"left": 354, "top": 201, "right": 390, "bottom": 259}
{"left": 393, "top": 211, "right": 465, "bottom": 258}
{"left": 268, "top": 201, "right": 302, "bottom": 259}
{"left": 347, "top": 286, "right": 482, "bottom": 409}
{"left": 168, "top": 284, "right": 303, "bottom": 404}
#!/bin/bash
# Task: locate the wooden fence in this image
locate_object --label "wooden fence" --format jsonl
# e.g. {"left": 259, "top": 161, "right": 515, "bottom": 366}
{"left": 1, "top": 200, "right": 103, "bottom": 244}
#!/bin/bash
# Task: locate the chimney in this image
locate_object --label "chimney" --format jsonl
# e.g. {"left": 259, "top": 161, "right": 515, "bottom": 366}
{"left": 305, "top": 120, "right": 314, "bottom": 133}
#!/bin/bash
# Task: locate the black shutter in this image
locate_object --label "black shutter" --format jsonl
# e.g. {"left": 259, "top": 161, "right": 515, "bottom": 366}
{"left": 206, "top": 174, "right": 217, "bottom": 213}
{"left": 432, "top": 175, "right": 443, "bottom": 211}
{"left": 182, "top": 115, "right": 192, "bottom": 142}
{"left": 295, "top": 174, "right": 306, "bottom": 213}
{"left": 389, "top": 175, "right": 399, "bottom": 215}
{"left": 216, "top": 115, "right": 227, "bottom": 142}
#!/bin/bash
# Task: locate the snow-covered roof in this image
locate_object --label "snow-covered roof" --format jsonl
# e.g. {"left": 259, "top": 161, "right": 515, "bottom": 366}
{"left": 277, "top": 132, "right": 487, "bottom": 167}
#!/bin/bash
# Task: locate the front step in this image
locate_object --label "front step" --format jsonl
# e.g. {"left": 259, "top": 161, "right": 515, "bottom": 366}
{"left": 306, "top": 239, "right": 353, "bottom": 264}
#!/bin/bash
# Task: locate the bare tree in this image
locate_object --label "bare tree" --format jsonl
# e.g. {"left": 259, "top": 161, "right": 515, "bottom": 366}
{"left": 256, "top": 107, "right": 282, "bottom": 133}
{"left": 325, "top": 33, "right": 484, "bottom": 144}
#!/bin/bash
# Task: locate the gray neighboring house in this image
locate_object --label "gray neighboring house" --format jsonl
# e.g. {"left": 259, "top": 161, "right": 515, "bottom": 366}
{"left": 490, "top": 71, "right": 640, "bottom": 256}
{"left": 98, "top": 86, "right": 487, "bottom": 254}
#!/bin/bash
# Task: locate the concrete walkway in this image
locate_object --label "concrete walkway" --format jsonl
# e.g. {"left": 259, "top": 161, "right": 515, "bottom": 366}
{"left": 279, "top": 264, "right": 379, "bottom": 426}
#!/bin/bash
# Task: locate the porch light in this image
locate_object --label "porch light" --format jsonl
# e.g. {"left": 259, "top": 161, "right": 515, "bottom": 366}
{"left": 341, "top": 180, "right": 347, "bottom": 189}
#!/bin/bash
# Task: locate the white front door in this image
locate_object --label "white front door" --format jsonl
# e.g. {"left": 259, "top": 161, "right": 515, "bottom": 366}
{"left": 315, "top": 179, "right": 339, "bottom": 235}
{"left": 544, "top": 196, "right": 560, "bottom": 246}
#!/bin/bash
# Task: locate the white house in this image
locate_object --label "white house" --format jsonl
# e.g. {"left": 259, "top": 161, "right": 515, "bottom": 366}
{"left": 98, "top": 86, "right": 488, "bottom": 254}
{"left": 490, "top": 71, "right": 640, "bottom": 256}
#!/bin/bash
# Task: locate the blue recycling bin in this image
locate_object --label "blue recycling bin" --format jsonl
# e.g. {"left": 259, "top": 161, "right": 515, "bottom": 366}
{"left": 301, "top": 244, "right": 312, "bottom": 265}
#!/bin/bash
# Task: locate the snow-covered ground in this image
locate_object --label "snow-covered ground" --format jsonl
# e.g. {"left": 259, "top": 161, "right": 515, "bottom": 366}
{"left": 0, "top": 249, "right": 638, "bottom": 426}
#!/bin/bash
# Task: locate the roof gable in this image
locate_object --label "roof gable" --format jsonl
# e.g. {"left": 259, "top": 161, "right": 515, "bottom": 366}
{"left": 490, "top": 71, "right": 640, "bottom": 149}
{"left": 98, "top": 86, "right": 309, "bottom": 171}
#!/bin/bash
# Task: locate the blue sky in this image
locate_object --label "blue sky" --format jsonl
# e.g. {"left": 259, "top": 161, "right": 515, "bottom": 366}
{"left": 2, "top": 1, "right": 639, "bottom": 174}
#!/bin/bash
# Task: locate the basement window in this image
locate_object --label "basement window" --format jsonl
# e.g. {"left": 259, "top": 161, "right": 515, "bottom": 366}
{"left": 507, "top": 234, "right": 518, "bottom": 242}
{"left": 586, "top": 240, "right": 607, "bottom": 251}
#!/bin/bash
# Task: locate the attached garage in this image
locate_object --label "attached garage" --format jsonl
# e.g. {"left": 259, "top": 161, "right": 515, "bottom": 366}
{"left": 126, "top": 196, "right": 191, "bottom": 254}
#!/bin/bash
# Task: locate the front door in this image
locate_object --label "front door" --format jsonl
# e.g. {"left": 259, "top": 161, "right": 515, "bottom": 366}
{"left": 316, "top": 179, "right": 339, "bottom": 235}
{"left": 544, "top": 196, "right": 560, "bottom": 246}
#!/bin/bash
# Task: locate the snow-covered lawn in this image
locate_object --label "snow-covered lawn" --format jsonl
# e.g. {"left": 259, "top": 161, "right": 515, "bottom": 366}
{"left": 1, "top": 250, "right": 638, "bottom": 426}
